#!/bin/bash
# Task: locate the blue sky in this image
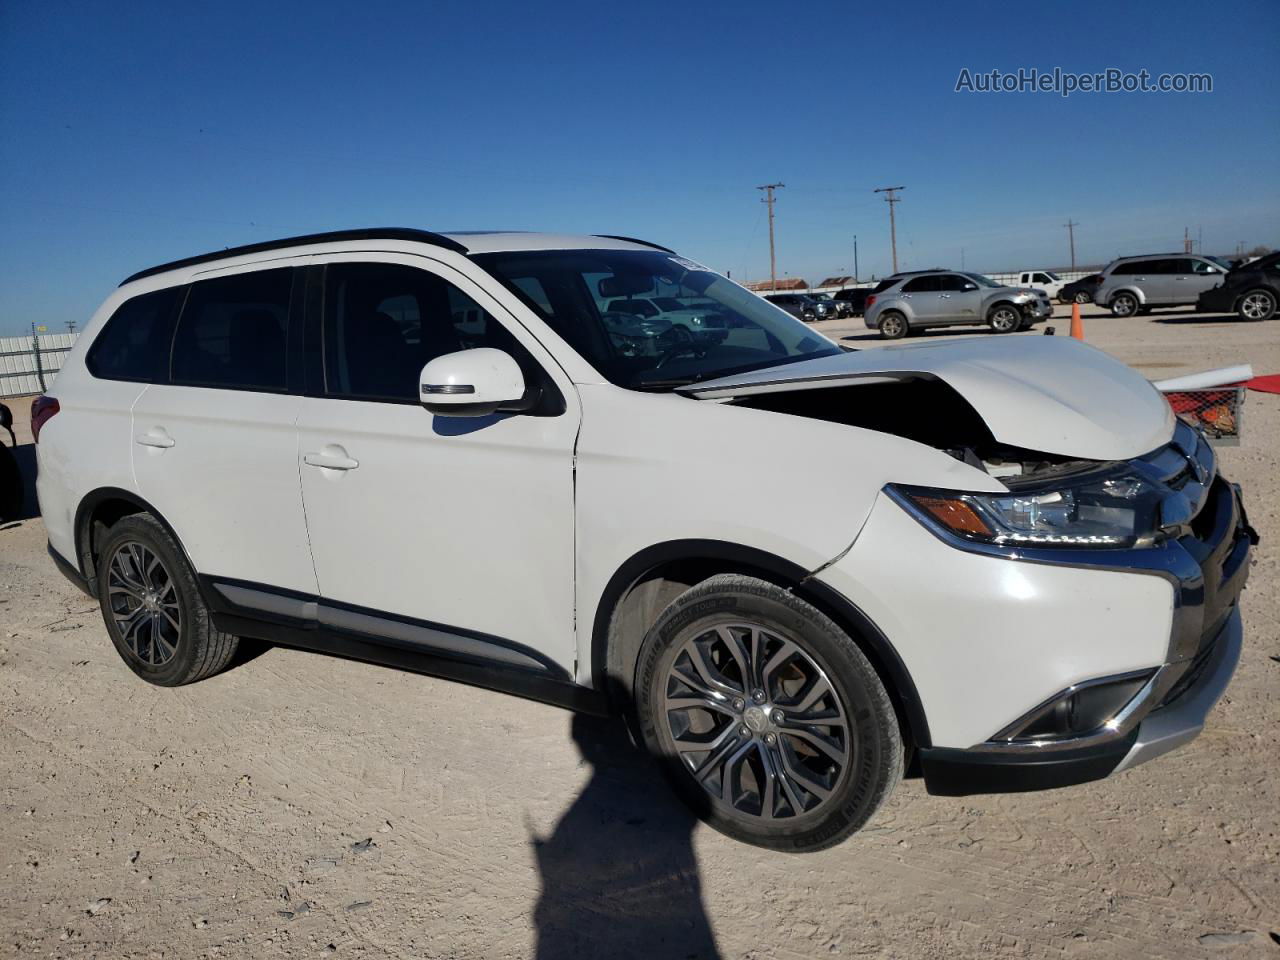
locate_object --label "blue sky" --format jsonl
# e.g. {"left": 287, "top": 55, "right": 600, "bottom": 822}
{"left": 1, "top": 0, "right": 1277, "bottom": 334}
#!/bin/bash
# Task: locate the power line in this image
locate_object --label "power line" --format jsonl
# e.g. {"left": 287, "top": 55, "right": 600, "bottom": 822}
{"left": 757, "top": 183, "right": 785, "bottom": 289}
{"left": 873, "top": 187, "right": 905, "bottom": 273}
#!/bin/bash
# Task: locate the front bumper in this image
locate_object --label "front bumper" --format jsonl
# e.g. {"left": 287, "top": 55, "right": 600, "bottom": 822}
{"left": 919, "top": 606, "right": 1242, "bottom": 795}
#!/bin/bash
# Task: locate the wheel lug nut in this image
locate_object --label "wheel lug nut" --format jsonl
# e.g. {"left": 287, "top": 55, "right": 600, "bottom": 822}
{"left": 772, "top": 710, "right": 784, "bottom": 723}
{"left": 764, "top": 733, "right": 777, "bottom": 745}
{"left": 752, "top": 689, "right": 766, "bottom": 702}
{"left": 738, "top": 725, "right": 750, "bottom": 737}
{"left": 732, "top": 697, "right": 745, "bottom": 710}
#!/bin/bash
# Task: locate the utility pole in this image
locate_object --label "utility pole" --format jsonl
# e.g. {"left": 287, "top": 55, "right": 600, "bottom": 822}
{"left": 757, "top": 183, "right": 785, "bottom": 289}
{"left": 1183, "top": 227, "right": 1191, "bottom": 254}
{"left": 1064, "top": 219, "right": 1078, "bottom": 270}
{"left": 874, "top": 186, "right": 905, "bottom": 273}
{"left": 853, "top": 235, "right": 859, "bottom": 283}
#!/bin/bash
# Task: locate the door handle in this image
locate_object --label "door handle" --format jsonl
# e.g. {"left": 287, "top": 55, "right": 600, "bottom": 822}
{"left": 303, "top": 450, "right": 359, "bottom": 471}
{"left": 135, "top": 428, "right": 175, "bottom": 449}
{"left": 940, "top": 294, "right": 952, "bottom": 298}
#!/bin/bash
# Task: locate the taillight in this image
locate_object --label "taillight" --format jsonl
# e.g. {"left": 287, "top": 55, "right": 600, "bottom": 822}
{"left": 1092, "top": 276, "right": 1103, "bottom": 285}
{"left": 866, "top": 295, "right": 877, "bottom": 308}
{"left": 31, "top": 395, "right": 59, "bottom": 443}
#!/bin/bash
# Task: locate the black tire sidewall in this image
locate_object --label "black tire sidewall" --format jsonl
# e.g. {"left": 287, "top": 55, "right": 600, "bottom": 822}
{"left": 635, "top": 578, "right": 901, "bottom": 852}
{"left": 1111, "top": 293, "right": 1137, "bottom": 317}
{"left": 97, "top": 515, "right": 206, "bottom": 687}
{"left": 988, "top": 306, "right": 1020, "bottom": 332}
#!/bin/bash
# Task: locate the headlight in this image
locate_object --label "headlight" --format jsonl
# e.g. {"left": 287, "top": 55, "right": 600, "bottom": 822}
{"left": 891, "top": 468, "right": 1165, "bottom": 548}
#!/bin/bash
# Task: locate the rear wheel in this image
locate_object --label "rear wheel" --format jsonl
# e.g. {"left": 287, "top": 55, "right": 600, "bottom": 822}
{"left": 1239, "top": 289, "right": 1277, "bottom": 321}
{"left": 97, "top": 514, "right": 239, "bottom": 686}
{"left": 1110, "top": 292, "right": 1139, "bottom": 317}
{"left": 635, "top": 575, "right": 903, "bottom": 851}
{"left": 878, "top": 311, "right": 908, "bottom": 339}
{"left": 1074, "top": 290, "right": 1091, "bottom": 304}
{"left": 987, "top": 304, "right": 1021, "bottom": 333}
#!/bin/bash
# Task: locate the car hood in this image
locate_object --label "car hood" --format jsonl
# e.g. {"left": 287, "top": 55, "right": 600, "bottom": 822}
{"left": 678, "top": 336, "right": 1175, "bottom": 461}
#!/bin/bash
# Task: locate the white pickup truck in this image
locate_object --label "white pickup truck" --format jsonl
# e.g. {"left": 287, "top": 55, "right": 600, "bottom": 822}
{"left": 1017, "top": 270, "right": 1065, "bottom": 299}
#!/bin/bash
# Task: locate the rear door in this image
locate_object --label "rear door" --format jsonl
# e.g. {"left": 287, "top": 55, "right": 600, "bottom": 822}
{"left": 898, "top": 275, "right": 942, "bottom": 320}
{"left": 131, "top": 265, "right": 317, "bottom": 595}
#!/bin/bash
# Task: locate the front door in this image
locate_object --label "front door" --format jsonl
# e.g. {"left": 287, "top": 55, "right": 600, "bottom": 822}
{"left": 936, "top": 274, "right": 981, "bottom": 323}
{"left": 1175, "top": 258, "right": 1226, "bottom": 304}
{"left": 294, "top": 256, "right": 581, "bottom": 676}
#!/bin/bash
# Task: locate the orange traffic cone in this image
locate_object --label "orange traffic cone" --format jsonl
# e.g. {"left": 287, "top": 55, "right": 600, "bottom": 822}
{"left": 1070, "top": 302, "right": 1085, "bottom": 340}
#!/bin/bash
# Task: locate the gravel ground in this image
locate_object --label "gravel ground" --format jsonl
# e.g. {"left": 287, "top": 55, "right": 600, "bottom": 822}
{"left": 2, "top": 306, "right": 1278, "bottom": 959}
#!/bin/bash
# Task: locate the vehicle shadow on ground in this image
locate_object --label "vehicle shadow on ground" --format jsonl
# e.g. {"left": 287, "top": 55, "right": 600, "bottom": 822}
{"left": 530, "top": 712, "right": 722, "bottom": 960}
{"left": 1154, "top": 313, "right": 1243, "bottom": 325}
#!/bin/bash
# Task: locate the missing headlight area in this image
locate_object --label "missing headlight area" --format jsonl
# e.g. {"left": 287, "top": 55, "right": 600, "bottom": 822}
{"left": 730, "top": 378, "right": 1107, "bottom": 482}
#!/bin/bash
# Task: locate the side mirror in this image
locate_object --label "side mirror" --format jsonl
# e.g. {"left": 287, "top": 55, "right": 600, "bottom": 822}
{"left": 419, "top": 348, "right": 531, "bottom": 417}
{"left": 962, "top": 283, "right": 978, "bottom": 291}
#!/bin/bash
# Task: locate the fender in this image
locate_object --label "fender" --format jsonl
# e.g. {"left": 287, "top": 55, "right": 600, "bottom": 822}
{"left": 71, "top": 486, "right": 205, "bottom": 602}
{"left": 590, "top": 538, "right": 932, "bottom": 748}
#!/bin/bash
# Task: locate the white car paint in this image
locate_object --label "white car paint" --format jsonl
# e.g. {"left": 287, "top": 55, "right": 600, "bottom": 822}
{"left": 681, "top": 335, "right": 1176, "bottom": 461}
{"left": 35, "top": 230, "right": 1243, "bottom": 804}
{"left": 1018, "top": 270, "right": 1065, "bottom": 299}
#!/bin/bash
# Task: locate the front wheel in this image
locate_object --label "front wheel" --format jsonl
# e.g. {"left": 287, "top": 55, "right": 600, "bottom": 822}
{"left": 97, "top": 514, "right": 239, "bottom": 686}
{"left": 635, "top": 575, "right": 903, "bottom": 851}
{"left": 988, "top": 304, "right": 1021, "bottom": 333}
{"left": 877, "top": 312, "right": 908, "bottom": 339}
{"left": 1074, "top": 291, "right": 1091, "bottom": 304}
{"left": 1239, "top": 289, "right": 1277, "bottom": 322}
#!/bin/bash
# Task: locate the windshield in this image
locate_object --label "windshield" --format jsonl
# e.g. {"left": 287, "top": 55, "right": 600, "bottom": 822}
{"left": 964, "top": 272, "right": 1003, "bottom": 288}
{"left": 473, "top": 249, "right": 841, "bottom": 390}
{"left": 1207, "top": 256, "right": 1234, "bottom": 270}
{"left": 1045, "top": 272, "right": 1061, "bottom": 281}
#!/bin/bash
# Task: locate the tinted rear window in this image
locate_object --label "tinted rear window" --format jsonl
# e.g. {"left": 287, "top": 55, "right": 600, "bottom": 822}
{"left": 872, "top": 278, "right": 900, "bottom": 293}
{"left": 901, "top": 276, "right": 939, "bottom": 293}
{"left": 171, "top": 269, "right": 292, "bottom": 391}
{"left": 85, "top": 287, "right": 180, "bottom": 382}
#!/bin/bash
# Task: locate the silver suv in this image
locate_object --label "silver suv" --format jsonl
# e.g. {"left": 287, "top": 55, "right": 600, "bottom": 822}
{"left": 1093, "top": 255, "right": 1231, "bottom": 317}
{"left": 863, "top": 271, "right": 1052, "bottom": 339}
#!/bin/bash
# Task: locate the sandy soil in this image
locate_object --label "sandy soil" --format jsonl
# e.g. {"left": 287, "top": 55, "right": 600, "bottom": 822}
{"left": 2, "top": 306, "right": 1278, "bottom": 959}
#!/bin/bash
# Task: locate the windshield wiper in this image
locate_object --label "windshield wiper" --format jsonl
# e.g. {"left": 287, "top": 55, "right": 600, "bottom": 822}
{"left": 634, "top": 375, "right": 704, "bottom": 390}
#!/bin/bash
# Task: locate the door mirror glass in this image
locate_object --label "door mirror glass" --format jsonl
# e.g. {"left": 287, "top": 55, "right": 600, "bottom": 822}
{"left": 419, "top": 348, "right": 530, "bottom": 417}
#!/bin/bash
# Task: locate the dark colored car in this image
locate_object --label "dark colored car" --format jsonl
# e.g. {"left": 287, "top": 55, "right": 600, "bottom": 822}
{"left": 1058, "top": 274, "right": 1103, "bottom": 304}
{"left": 808, "top": 292, "right": 851, "bottom": 318}
{"left": 1196, "top": 251, "right": 1279, "bottom": 322}
{"left": 833, "top": 287, "right": 873, "bottom": 316}
{"left": 763, "top": 293, "right": 833, "bottom": 322}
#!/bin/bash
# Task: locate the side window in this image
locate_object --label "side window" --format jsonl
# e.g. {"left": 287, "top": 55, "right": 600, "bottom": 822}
{"left": 901, "top": 276, "right": 939, "bottom": 293}
{"left": 1189, "top": 259, "right": 1217, "bottom": 274}
{"left": 323, "top": 262, "right": 523, "bottom": 403}
{"left": 935, "top": 275, "right": 967, "bottom": 292}
{"left": 171, "top": 268, "right": 292, "bottom": 391}
{"left": 1033, "top": 273, "right": 1052, "bottom": 284}
{"left": 1112, "top": 261, "right": 1142, "bottom": 275}
{"left": 85, "top": 287, "right": 180, "bottom": 382}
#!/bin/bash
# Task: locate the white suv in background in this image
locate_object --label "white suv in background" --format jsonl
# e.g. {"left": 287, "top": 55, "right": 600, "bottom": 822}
{"left": 35, "top": 229, "right": 1255, "bottom": 851}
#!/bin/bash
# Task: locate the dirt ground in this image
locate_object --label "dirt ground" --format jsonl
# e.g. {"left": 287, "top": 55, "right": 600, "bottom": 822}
{"left": 2, "top": 304, "right": 1278, "bottom": 959}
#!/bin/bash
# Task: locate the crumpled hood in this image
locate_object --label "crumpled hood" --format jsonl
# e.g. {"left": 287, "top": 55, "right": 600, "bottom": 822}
{"left": 679, "top": 336, "right": 1175, "bottom": 461}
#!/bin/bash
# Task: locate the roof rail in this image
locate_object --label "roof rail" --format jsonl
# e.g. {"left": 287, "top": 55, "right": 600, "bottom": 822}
{"left": 119, "top": 228, "right": 469, "bottom": 286}
{"left": 593, "top": 234, "right": 677, "bottom": 254}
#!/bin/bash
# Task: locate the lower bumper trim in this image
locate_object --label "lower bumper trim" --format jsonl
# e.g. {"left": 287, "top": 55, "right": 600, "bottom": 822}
{"left": 920, "top": 606, "right": 1243, "bottom": 797}
{"left": 47, "top": 541, "right": 93, "bottom": 598}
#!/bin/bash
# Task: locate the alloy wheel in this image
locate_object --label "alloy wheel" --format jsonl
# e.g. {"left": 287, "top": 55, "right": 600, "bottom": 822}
{"left": 880, "top": 315, "right": 905, "bottom": 338}
{"left": 661, "top": 622, "right": 850, "bottom": 820}
{"left": 990, "top": 307, "right": 1019, "bottom": 332}
{"left": 1113, "top": 294, "right": 1137, "bottom": 317}
{"left": 1241, "top": 292, "right": 1275, "bottom": 321}
{"left": 106, "top": 541, "right": 181, "bottom": 666}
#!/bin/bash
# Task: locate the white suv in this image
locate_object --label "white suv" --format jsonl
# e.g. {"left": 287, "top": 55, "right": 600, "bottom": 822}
{"left": 35, "top": 229, "right": 1255, "bottom": 851}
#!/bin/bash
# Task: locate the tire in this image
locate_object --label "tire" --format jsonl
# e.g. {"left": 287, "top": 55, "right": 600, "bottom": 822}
{"left": 96, "top": 514, "right": 239, "bottom": 686}
{"left": 1238, "top": 289, "right": 1277, "bottom": 322}
{"left": 1074, "top": 291, "right": 1091, "bottom": 304}
{"left": 877, "top": 311, "right": 908, "bottom": 339}
{"left": 1110, "top": 292, "right": 1138, "bottom": 317}
{"left": 987, "top": 304, "right": 1021, "bottom": 333}
{"left": 634, "top": 574, "right": 903, "bottom": 852}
